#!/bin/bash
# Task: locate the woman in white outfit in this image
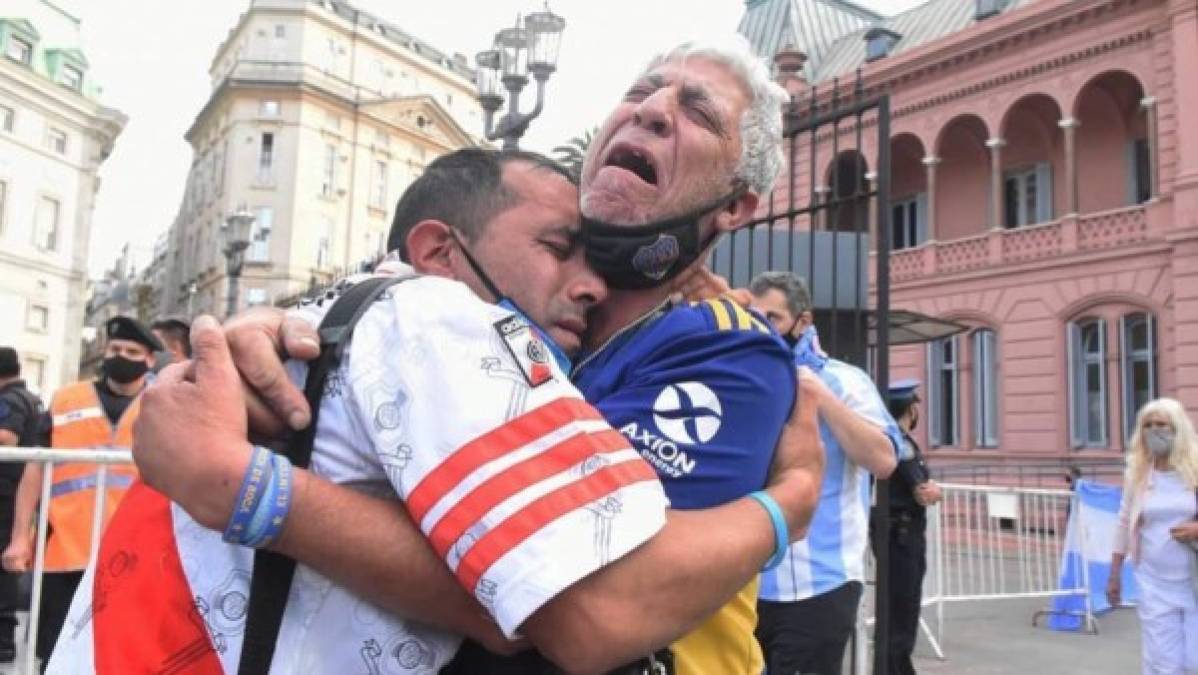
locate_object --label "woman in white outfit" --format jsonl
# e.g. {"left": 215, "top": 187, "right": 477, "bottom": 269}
{"left": 1109, "top": 397, "right": 1198, "bottom": 674}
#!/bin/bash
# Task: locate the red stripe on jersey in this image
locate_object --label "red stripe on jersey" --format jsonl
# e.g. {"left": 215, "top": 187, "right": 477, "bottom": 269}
{"left": 427, "top": 429, "right": 629, "bottom": 558}
{"left": 93, "top": 482, "right": 222, "bottom": 675}
{"left": 455, "top": 457, "right": 659, "bottom": 592}
{"left": 407, "top": 398, "right": 602, "bottom": 523}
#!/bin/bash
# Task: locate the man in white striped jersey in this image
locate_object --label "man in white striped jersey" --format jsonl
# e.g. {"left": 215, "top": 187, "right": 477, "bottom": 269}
{"left": 749, "top": 271, "right": 902, "bottom": 675}
{"left": 52, "top": 149, "right": 822, "bottom": 675}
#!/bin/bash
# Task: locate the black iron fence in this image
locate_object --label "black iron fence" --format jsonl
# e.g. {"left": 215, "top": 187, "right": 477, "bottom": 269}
{"left": 708, "top": 73, "right": 889, "bottom": 370}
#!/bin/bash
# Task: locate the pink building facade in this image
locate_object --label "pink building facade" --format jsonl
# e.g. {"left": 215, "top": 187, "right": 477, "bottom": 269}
{"left": 741, "top": 0, "right": 1198, "bottom": 468}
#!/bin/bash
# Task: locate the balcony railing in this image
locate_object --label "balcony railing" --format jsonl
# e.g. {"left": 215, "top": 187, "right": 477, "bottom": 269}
{"left": 885, "top": 204, "right": 1150, "bottom": 284}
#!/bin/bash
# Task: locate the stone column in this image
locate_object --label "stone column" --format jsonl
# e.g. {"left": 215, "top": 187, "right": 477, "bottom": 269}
{"left": 1166, "top": 1, "right": 1198, "bottom": 415}
{"left": 1058, "top": 118, "right": 1079, "bottom": 215}
{"left": 1140, "top": 97, "right": 1159, "bottom": 198}
{"left": 1168, "top": 0, "right": 1198, "bottom": 188}
{"left": 922, "top": 155, "right": 940, "bottom": 240}
{"left": 985, "top": 138, "right": 1006, "bottom": 229}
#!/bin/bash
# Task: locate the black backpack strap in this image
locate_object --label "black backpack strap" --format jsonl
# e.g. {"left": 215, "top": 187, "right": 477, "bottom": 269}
{"left": 237, "top": 275, "right": 409, "bottom": 675}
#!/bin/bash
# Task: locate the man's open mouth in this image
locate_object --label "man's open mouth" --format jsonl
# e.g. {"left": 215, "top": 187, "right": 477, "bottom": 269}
{"left": 604, "top": 144, "right": 658, "bottom": 186}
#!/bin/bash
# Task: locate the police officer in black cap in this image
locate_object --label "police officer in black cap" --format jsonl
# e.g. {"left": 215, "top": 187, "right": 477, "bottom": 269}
{"left": 872, "top": 379, "right": 941, "bottom": 675}
{"left": 2, "top": 316, "right": 159, "bottom": 671}
{"left": 0, "top": 347, "right": 44, "bottom": 662}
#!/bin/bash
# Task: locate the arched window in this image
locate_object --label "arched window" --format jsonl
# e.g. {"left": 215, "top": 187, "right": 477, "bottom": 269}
{"left": 973, "top": 329, "right": 999, "bottom": 447}
{"left": 1067, "top": 319, "right": 1107, "bottom": 448}
{"left": 927, "top": 335, "right": 959, "bottom": 447}
{"left": 1120, "top": 313, "right": 1157, "bottom": 441}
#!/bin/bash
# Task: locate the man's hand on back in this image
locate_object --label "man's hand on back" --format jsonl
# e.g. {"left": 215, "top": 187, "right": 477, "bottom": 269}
{"left": 671, "top": 266, "right": 754, "bottom": 309}
{"left": 224, "top": 306, "right": 320, "bottom": 438}
{"left": 134, "top": 315, "right": 255, "bottom": 530}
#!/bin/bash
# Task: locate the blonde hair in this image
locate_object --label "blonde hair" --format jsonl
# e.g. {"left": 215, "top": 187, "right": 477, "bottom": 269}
{"left": 1125, "top": 397, "right": 1198, "bottom": 490}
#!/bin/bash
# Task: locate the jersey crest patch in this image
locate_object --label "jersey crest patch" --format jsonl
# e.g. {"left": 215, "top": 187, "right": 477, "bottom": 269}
{"left": 494, "top": 314, "right": 554, "bottom": 388}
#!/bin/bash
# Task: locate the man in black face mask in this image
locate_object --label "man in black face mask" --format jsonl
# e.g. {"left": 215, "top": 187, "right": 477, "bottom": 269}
{"left": 4, "top": 315, "right": 157, "bottom": 671}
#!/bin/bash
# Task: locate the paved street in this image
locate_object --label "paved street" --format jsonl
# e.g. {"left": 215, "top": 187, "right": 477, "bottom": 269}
{"left": 906, "top": 598, "right": 1140, "bottom": 674}
{"left": 0, "top": 596, "right": 1148, "bottom": 674}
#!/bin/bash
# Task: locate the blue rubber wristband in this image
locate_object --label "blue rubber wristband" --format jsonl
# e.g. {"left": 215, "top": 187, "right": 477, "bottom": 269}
{"left": 222, "top": 446, "right": 273, "bottom": 544}
{"left": 251, "top": 453, "right": 293, "bottom": 548}
{"left": 748, "top": 490, "right": 789, "bottom": 571}
{"left": 241, "top": 458, "right": 280, "bottom": 547}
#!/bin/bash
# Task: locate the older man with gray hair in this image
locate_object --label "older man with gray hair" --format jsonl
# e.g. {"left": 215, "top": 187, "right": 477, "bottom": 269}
{"left": 124, "top": 36, "right": 817, "bottom": 675}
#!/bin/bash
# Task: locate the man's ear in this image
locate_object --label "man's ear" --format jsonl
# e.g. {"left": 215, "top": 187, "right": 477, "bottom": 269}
{"left": 712, "top": 190, "right": 760, "bottom": 233}
{"left": 405, "top": 220, "right": 456, "bottom": 276}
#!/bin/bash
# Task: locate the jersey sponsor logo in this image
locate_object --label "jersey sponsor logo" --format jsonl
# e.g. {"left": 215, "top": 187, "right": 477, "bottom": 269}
{"left": 652, "top": 382, "right": 723, "bottom": 445}
{"left": 610, "top": 383, "right": 722, "bottom": 479}
{"left": 618, "top": 421, "right": 696, "bottom": 478}
{"left": 493, "top": 314, "right": 554, "bottom": 387}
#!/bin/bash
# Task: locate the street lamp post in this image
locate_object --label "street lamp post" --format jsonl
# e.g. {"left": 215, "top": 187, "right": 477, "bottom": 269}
{"left": 475, "top": 5, "right": 566, "bottom": 149}
{"left": 222, "top": 205, "right": 255, "bottom": 318}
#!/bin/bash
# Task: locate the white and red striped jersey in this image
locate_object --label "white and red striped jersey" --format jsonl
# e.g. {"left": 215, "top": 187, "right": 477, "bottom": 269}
{"left": 50, "top": 273, "right": 669, "bottom": 674}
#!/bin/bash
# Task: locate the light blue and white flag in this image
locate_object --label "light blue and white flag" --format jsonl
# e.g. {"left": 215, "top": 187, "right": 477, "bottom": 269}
{"left": 1048, "top": 479, "right": 1139, "bottom": 631}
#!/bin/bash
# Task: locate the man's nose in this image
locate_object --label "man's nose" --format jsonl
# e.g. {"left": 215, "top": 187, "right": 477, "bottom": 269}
{"left": 569, "top": 264, "right": 609, "bottom": 309}
{"left": 632, "top": 89, "right": 674, "bottom": 137}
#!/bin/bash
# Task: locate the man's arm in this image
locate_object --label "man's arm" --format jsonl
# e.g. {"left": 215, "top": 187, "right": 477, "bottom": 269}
{"left": 151, "top": 408, "right": 817, "bottom": 675}
{"left": 806, "top": 367, "right": 897, "bottom": 479}
{"left": 525, "top": 382, "right": 822, "bottom": 671}
{"left": 138, "top": 312, "right": 822, "bottom": 674}
{"left": 0, "top": 395, "right": 29, "bottom": 447}
{"left": 2, "top": 461, "right": 41, "bottom": 572}
{"left": 137, "top": 318, "right": 516, "bottom": 652}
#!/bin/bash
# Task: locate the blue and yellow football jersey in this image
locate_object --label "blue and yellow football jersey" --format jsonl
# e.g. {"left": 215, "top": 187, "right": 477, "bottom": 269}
{"left": 572, "top": 297, "right": 797, "bottom": 675}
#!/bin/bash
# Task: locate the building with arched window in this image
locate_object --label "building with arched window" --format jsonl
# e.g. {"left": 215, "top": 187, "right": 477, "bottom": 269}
{"left": 741, "top": 0, "right": 1198, "bottom": 470}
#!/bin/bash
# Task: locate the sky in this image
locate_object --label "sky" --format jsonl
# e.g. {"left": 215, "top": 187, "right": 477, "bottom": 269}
{"left": 69, "top": 0, "right": 928, "bottom": 277}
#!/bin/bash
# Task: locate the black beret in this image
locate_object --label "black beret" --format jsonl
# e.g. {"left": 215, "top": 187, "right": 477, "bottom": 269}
{"left": 106, "top": 316, "right": 163, "bottom": 352}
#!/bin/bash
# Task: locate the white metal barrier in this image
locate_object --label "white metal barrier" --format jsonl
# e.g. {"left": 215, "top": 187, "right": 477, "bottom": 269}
{"left": 856, "top": 482, "right": 1095, "bottom": 673}
{"left": 0, "top": 447, "right": 134, "bottom": 675}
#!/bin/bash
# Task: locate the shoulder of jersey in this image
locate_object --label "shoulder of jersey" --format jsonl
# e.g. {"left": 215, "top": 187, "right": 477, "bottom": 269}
{"left": 673, "top": 298, "right": 773, "bottom": 335}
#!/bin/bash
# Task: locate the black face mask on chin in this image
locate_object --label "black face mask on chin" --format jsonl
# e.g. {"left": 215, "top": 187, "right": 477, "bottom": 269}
{"left": 580, "top": 184, "right": 746, "bottom": 290}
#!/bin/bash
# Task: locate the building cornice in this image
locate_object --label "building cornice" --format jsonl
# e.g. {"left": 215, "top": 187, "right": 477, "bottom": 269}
{"left": 807, "top": 24, "right": 1154, "bottom": 145}
{"left": 863, "top": 0, "right": 1157, "bottom": 93}
{"left": 0, "top": 62, "right": 126, "bottom": 134}
{"left": 0, "top": 249, "right": 87, "bottom": 281}
{"left": 210, "top": 1, "right": 475, "bottom": 94}
{"left": 801, "top": 0, "right": 1161, "bottom": 138}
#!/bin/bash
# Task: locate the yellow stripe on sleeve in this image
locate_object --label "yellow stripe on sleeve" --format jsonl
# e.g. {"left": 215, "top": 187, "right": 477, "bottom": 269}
{"left": 706, "top": 299, "right": 733, "bottom": 331}
{"left": 725, "top": 300, "right": 754, "bottom": 331}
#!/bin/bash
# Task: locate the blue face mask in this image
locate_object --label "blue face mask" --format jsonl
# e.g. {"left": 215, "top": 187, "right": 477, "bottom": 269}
{"left": 791, "top": 326, "right": 828, "bottom": 372}
{"left": 453, "top": 231, "right": 573, "bottom": 375}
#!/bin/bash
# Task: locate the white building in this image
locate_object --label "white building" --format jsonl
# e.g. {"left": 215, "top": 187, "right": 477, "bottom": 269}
{"left": 164, "top": 0, "right": 481, "bottom": 316}
{"left": 0, "top": 0, "right": 126, "bottom": 396}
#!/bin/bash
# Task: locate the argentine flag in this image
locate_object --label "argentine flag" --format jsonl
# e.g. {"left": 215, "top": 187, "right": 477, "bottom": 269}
{"left": 1048, "top": 479, "right": 1140, "bottom": 630}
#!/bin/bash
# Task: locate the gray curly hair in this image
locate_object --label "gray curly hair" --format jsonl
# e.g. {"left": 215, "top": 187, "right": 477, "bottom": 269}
{"left": 641, "top": 35, "right": 787, "bottom": 196}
